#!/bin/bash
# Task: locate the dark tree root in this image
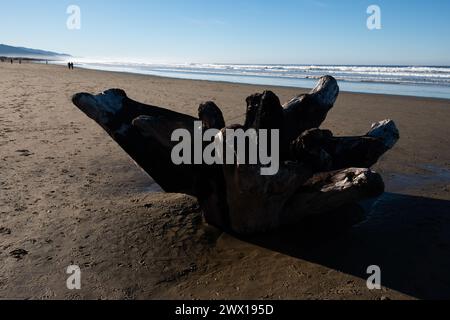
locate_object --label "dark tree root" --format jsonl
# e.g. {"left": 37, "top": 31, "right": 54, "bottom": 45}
{"left": 72, "top": 76, "right": 399, "bottom": 235}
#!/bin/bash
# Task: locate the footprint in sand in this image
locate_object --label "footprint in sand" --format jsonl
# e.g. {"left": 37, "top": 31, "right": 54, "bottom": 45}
{"left": 0, "top": 227, "right": 12, "bottom": 235}
{"left": 9, "top": 249, "right": 28, "bottom": 260}
{"left": 15, "top": 149, "right": 33, "bottom": 157}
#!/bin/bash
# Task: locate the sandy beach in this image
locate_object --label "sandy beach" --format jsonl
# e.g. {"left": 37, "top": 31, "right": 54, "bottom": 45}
{"left": 1, "top": 62, "right": 449, "bottom": 300}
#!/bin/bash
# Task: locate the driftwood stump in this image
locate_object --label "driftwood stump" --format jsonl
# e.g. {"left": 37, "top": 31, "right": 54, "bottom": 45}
{"left": 72, "top": 76, "right": 399, "bottom": 235}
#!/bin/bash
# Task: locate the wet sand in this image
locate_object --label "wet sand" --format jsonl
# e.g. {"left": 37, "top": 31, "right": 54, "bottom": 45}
{"left": 0, "top": 62, "right": 449, "bottom": 300}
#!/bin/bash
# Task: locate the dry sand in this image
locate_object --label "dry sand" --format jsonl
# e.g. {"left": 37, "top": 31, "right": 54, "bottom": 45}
{"left": 0, "top": 62, "right": 449, "bottom": 300}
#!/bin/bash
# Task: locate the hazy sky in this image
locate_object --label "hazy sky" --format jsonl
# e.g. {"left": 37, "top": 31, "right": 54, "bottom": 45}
{"left": 1, "top": 0, "right": 449, "bottom": 65}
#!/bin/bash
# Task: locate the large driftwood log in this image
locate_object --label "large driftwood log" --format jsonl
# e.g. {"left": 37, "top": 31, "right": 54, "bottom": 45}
{"left": 72, "top": 76, "right": 399, "bottom": 235}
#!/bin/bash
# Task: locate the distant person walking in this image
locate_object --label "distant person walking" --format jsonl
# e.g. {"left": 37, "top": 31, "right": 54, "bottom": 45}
{"left": 10, "top": 59, "right": 13, "bottom": 64}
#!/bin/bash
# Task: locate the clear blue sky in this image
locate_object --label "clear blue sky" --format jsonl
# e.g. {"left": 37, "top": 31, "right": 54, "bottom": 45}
{"left": 1, "top": 0, "right": 449, "bottom": 65}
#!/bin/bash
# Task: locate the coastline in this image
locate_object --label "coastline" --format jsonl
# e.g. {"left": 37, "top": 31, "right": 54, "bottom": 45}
{"left": 60, "top": 61, "right": 450, "bottom": 100}
{"left": 0, "top": 62, "right": 449, "bottom": 299}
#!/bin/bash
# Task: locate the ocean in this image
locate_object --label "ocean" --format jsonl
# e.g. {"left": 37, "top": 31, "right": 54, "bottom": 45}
{"left": 58, "top": 60, "right": 450, "bottom": 99}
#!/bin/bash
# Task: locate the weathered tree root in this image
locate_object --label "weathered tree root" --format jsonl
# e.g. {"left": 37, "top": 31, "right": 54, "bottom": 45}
{"left": 72, "top": 76, "right": 399, "bottom": 235}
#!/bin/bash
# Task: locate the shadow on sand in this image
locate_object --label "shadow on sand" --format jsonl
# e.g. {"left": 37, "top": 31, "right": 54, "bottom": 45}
{"left": 244, "top": 193, "right": 450, "bottom": 299}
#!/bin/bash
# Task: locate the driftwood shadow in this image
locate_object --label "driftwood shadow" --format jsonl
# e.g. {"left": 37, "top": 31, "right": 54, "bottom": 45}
{"left": 243, "top": 193, "right": 450, "bottom": 300}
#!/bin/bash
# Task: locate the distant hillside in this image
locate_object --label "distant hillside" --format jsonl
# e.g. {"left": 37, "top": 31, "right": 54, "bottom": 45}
{"left": 0, "top": 44, "right": 71, "bottom": 59}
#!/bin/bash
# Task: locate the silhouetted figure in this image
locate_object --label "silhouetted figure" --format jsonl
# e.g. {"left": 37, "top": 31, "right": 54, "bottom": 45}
{"left": 19, "top": 59, "right": 22, "bottom": 64}
{"left": 68, "top": 62, "right": 71, "bottom": 69}
{"left": 11, "top": 59, "right": 13, "bottom": 64}
{"left": 71, "top": 62, "right": 75, "bottom": 70}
